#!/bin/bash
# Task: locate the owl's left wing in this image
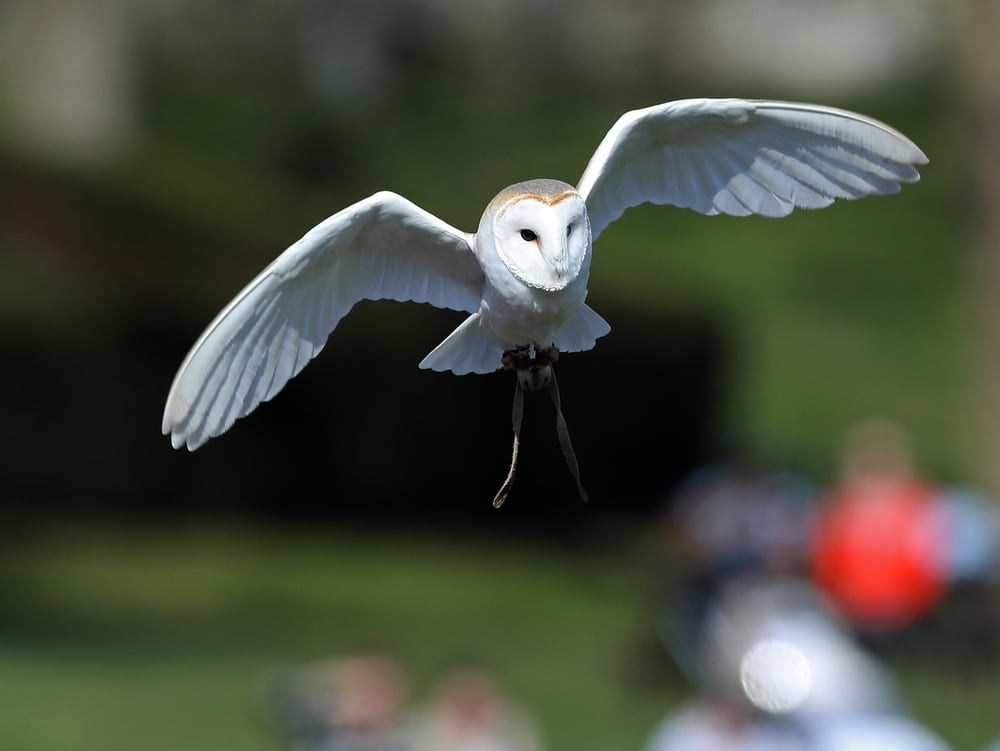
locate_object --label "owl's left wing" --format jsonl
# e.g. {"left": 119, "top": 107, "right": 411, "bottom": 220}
{"left": 577, "top": 98, "right": 928, "bottom": 241}
{"left": 162, "top": 191, "right": 483, "bottom": 450}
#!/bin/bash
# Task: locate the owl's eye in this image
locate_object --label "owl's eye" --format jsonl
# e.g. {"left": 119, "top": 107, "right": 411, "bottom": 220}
{"left": 519, "top": 229, "right": 538, "bottom": 242}
{"left": 566, "top": 224, "right": 573, "bottom": 237}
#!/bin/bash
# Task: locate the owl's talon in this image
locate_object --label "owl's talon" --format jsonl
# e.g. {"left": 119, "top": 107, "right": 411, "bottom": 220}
{"left": 501, "top": 345, "right": 560, "bottom": 392}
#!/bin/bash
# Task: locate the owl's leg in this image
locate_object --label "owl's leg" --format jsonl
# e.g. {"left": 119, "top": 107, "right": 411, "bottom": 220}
{"left": 492, "top": 345, "right": 587, "bottom": 508}
{"left": 501, "top": 344, "right": 559, "bottom": 392}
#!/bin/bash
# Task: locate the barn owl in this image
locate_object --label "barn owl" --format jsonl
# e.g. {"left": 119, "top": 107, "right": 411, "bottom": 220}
{"left": 162, "top": 98, "right": 926, "bottom": 506}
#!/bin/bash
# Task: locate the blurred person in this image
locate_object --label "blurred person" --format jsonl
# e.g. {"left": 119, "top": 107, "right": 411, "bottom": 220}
{"left": 644, "top": 700, "right": 807, "bottom": 751}
{"left": 270, "top": 653, "right": 410, "bottom": 751}
{"left": 409, "top": 668, "right": 542, "bottom": 751}
{"left": 655, "top": 459, "right": 816, "bottom": 680}
{"left": 935, "top": 485, "right": 1000, "bottom": 585}
{"left": 921, "top": 484, "right": 1000, "bottom": 665}
{"left": 645, "top": 575, "right": 952, "bottom": 751}
{"left": 808, "top": 714, "right": 952, "bottom": 751}
{"left": 809, "top": 420, "right": 951, "bottom": 644}
{"left": 669, "top": 461, "right": 816, "bottom": 575}
{"left": 694, "top": 576, "right": 898, "bottom": 719}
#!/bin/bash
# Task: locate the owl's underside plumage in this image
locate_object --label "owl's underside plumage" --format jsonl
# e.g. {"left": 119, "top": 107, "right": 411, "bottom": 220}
{"left": 162, "top": 97, "right": 927, "bottom": 501}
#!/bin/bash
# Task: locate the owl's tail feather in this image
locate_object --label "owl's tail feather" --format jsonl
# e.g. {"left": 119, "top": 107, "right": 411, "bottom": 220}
{"left": 552, "top": 304, "right": 611, "bottom": 352}
{"left": 418, "top": 311, "right": 506, "bottom": 375}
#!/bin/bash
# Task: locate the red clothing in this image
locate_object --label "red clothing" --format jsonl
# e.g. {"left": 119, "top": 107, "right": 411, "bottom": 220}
{"left": 810, "top": 477, "right": 949, "bottom": 631}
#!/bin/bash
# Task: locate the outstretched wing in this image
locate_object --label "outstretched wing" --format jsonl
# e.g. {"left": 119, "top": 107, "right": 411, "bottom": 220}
{"left": 162, "top": 191, "right": 483, "bottom": 450}
{"left": 577, "top": 98, "right": 928, "bottom": 240}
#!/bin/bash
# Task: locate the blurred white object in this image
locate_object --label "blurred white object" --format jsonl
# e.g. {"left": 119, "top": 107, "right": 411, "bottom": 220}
{"left": 645, "top": 702, "right": 806, "bottom": 751}
{"left": 697, "top": 578, "right": 898, "bottom": 717}
{"left": 739, "top": 639, "right": 812, "bottom": 714}
{"left": 810, "top": 714, "right": 952, "bottom": 751}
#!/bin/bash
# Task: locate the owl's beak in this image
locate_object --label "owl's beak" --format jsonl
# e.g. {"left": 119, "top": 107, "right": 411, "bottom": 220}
{"left": 547, "top": 237, "right": 570, "bottom": 280}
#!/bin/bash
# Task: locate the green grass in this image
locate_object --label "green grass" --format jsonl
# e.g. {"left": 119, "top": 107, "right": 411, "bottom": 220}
{"left": 0, "top": 525, "right": 680, "bottom": 751}
{"left": 0, "top": 526, "right": 996, "bottom": 751}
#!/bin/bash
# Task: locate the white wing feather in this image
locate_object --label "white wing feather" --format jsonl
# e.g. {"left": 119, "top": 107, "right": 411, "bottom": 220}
{"left": 162, "top": 191, "right": 482, "bottom": 450}
{"left": 577, "top": 98, "right": 928, "bottom": 240}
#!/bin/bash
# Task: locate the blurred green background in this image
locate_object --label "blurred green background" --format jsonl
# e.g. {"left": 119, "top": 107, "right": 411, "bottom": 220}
{"left": 1, "top": 1, "right": 997, "bottom": 750}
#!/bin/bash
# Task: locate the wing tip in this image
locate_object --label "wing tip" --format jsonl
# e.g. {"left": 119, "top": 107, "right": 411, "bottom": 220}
{"left": 162, "top": 402, "right": 211, "bottom": 451}
{"left": 162, "top": 422, "right": 200, "bottom": 451}
{"left": 894, "top": 140, "right": 928, "bottom": 171}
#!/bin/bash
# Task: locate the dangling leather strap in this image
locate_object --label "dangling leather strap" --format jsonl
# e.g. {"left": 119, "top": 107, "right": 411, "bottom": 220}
{"left": 549, "top": 367, "right": 587, "bottom": 502}
{"left": 492, "top": 381, "right": 524, "bottom": 508}
{"left": 491, "top": 365, "right": 588, "bottom": 508}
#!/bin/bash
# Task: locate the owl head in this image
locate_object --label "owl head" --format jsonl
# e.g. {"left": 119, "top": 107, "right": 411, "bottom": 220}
{"left": 481, "top": 179, "right": 591, "bottom": 292}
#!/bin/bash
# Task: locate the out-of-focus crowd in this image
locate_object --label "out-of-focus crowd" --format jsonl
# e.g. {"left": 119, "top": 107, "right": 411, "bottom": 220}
{"left": 268, "top": 419, "right": 1000, "bottom": 751}
{"left": 269, "top": 656, "right": 541, "bottom": 751}
{"left": 652, "top": 418, "right": 1000, "bottom": 751}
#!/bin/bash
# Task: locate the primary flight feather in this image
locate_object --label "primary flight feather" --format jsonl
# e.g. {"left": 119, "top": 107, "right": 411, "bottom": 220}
{"left": 162, "top": 97, "right": 926, "bottom": 498}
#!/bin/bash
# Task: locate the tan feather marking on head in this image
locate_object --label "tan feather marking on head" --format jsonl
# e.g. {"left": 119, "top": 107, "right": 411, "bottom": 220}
{"left": 489, "top": 179, "right": 579, "bottom": 215}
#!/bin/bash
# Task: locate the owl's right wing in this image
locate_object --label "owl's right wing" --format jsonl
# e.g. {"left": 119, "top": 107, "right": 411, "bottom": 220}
{"left": 577, "top": 98, "right": 928, "bottom": 241}
{"left": 162, "top": 191, "right": 483, "bottom": 450}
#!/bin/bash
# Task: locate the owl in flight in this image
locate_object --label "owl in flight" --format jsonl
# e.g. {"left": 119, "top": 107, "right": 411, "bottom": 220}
{"left": 162, "top": 98, "right": 926, "bottom": 506}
